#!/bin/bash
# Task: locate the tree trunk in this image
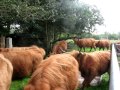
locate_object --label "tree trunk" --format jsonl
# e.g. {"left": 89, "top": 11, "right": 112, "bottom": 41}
{"left": 45, "top": 21, "right": 51, "bottom": 55}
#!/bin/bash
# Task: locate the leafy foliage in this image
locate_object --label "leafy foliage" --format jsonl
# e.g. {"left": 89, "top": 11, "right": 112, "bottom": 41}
{"left": 0, "top": 0, "right": 104, "bottom": 53}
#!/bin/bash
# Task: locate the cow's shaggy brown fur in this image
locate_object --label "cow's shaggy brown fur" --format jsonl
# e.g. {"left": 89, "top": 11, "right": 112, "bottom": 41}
{"left": 0, "top": 45, "right": 46, "bottom": 57}
{"left": 95, "top": 39, "right": 111, "bottom": 50}
{"left": 70, "top": 50, "right": 110, "bottom": 90}
{"left": 24, "top": 53, "right": 80, "bottom": 90}
{"left": 52, "top": 40, "right": 68, "bottom": 54}
{"left": 0, "top": 47, "right": 45, "bottom": 79}
{"left": 73, "top": 38, "right": 96, "bottom": 52}
{"left": 0, "top": 54, "right": 13, "bottom": 90}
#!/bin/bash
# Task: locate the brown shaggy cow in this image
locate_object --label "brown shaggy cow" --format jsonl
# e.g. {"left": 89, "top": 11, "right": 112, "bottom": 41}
{"left": 0, "top": 45, "right": 46, "bottom": 57}
{"left": 24, "top": 53, "right": 80, "bottom": 90}
{"left": 51, "top": 40, "right": 68, "bottom": 54}
{"left": 73, "top": 38, "right": 96, "bottom": 52}
{"left": 95, "top": 39, "right": 111, "bottom": 50}
{"left": 0, "top": 47, "right": 45, "bottom": 80}
{"left": 0, "top": 54, "right": 13, "bottom": 90}
{"left": 72, "top": 50, "right": 111, "bottom": 90}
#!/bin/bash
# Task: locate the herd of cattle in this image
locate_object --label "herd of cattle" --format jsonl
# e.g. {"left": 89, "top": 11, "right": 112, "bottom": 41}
{"left": 0, "top": 37, "right": 118, "bottom": 90}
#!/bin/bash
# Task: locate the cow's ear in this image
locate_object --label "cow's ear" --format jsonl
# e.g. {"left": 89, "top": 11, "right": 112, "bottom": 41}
{"left": 79, "top": 52, "right": 84, "bottom": 56}
{"left": 75, "top": 52, "right": 84, "bottom": 60}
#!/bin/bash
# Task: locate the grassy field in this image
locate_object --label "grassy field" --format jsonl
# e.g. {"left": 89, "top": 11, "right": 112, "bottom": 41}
{"left": 10, "top": 39, "right": 113, "bottom": 90}
{"left": 10, "top": 73, "right": 109, "bottom": 90}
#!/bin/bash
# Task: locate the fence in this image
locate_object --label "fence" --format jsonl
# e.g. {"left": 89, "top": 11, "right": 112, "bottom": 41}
{"left": 109, "top": 43, "right": 120, "bottom": 90}
{"left": 0, "top": 37, "right": 13, "bottom": 48}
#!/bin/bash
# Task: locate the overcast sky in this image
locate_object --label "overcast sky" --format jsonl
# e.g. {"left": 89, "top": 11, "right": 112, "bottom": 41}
{"left": 79, "top": 0, "right": 120, "bottom": 34}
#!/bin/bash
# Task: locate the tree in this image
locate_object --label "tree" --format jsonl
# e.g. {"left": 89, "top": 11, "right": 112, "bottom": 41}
{"left": 73, "top": 3, "right": 104, "bottom": 37}
{"left": 0, "top": 0, "right": 104, "bottom": 54}
{"left": 0, "top": 0, "right": 18, "bottom": 35}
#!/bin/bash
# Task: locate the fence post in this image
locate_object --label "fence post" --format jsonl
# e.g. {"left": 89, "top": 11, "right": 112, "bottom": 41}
{"left": 109, "top": 44, "right": 120, "bottom": 90}
{"left": 0, "top": 35, "right": 5, "bottom": 48}
{"left": 6, "top": 37, "right": 13, "bottom": 48}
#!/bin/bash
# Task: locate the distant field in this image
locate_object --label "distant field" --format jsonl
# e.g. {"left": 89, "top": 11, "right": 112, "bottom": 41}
{"left": 110, "top": 40, "right": 120, "bottom": 43}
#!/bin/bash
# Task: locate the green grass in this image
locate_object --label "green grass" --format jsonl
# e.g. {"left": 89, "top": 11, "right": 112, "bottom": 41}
{"left": 10, "top": 77, "right": 30, "bottom": 90}
{"left": 10, "top": 73, "right": 109, "bottom": 90}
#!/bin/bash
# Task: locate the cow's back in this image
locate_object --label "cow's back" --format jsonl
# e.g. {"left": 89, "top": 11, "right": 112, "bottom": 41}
{"left": 0, "top": 54, "right": 13, "bottom": 90}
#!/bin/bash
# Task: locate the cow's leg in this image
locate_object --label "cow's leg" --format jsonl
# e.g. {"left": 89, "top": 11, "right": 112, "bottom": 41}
{"left": 78, "top": 47, "right": 80, "bottom": 51}
{"left": 89, "top": 47, "right": 92, "bottom": 52}
{"left": 103, "top": 48, "right": 105, "bottom": 51}
{"left": 80, "top": 48, "right": 82, "bottom": 51}
{"left": 99, "top": 47, "right": 101, "bottom": 51}
{"left": 81, "top": 75, "right": 95, "bottom": 90}
{"left": 83, "top": 47, "right": 85, "bottom": 52}
{"left": 94, "top": 46, "right": 96, "bottom": 51}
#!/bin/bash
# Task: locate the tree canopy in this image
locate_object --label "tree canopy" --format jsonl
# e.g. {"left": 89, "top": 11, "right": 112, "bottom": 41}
{"left": 0, "top": 0, "right": 104, "bottom": 53}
